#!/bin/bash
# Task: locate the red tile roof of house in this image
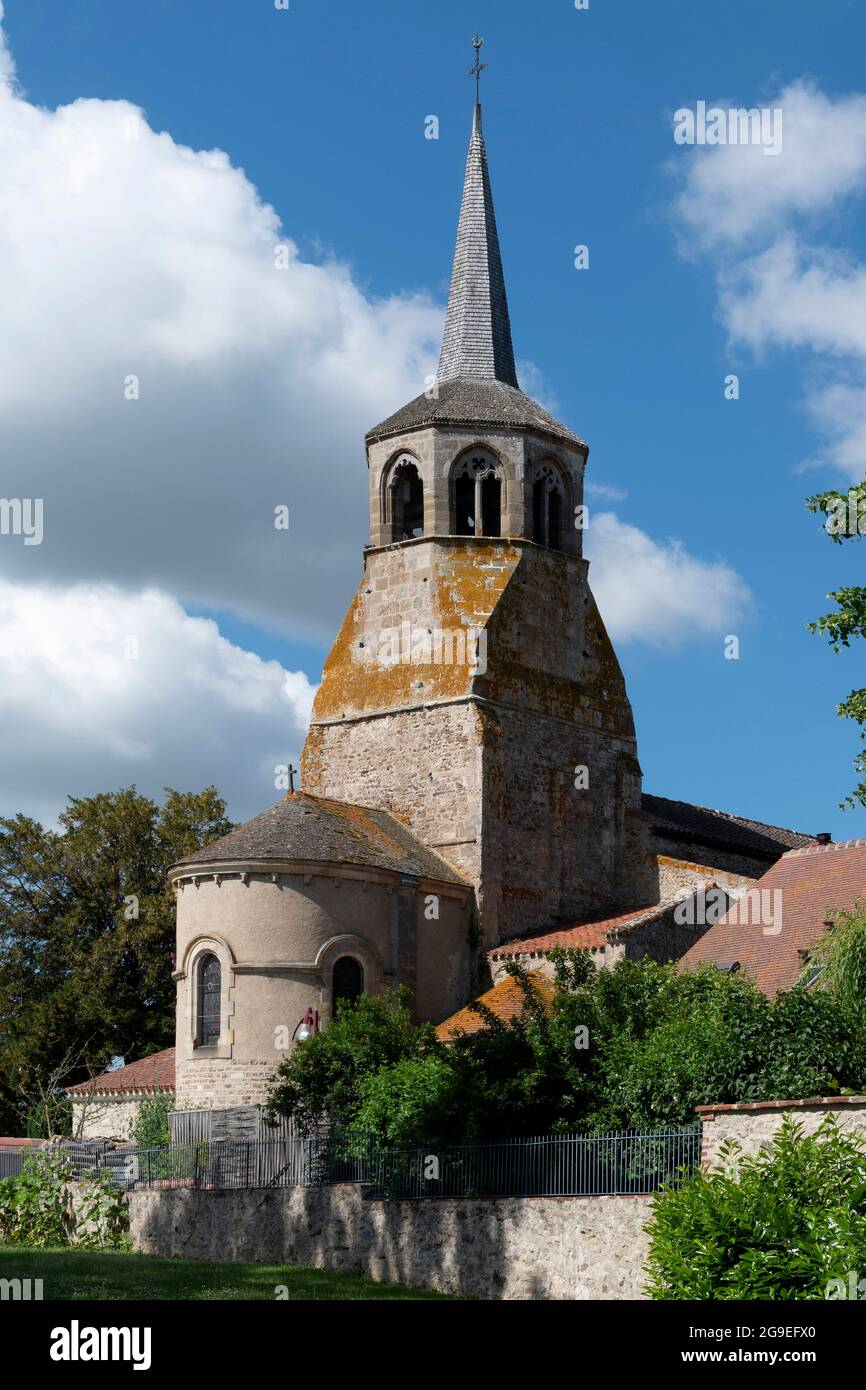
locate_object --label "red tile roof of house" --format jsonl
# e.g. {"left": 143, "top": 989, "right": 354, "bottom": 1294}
{"left": 489, "top": 903, "right": 672, "bottom": 959}
{"left": 66, "top": 1047, "right": 176, "bottom": 1096}
{"left": 678, "top": 839, "right": 866, "bottom": 997}
{"left": 436, "top": 971, "right": 556, "bottom": 1041}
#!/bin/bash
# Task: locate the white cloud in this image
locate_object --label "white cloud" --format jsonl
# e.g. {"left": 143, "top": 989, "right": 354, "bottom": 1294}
{"left": 0, "top": 578, "right": 315, "bottom": 826}
{"left": 0, "top": 22, "right": 441, "bottom": 639}
{"left": 586, "top": 513, "right": 751, "bottom": 646}
{"left": 586, "top": 480, "right": 628, "bottom": 502}
{"left": 672, "top": 79, "right": 866, "bottom": 481}
{"left": 673, "top": 80, "right": 866, "bottom": 249}
{"left": 719, "top": 238, "right": 866, "bottom": 357}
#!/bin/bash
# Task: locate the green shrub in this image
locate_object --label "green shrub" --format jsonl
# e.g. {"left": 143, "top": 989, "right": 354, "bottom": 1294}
{"left": 645, "top": 1116, "right": 866, "bottom": 1299}
{"left": 0, "top": 1150, "right": 74, "bottom": 1246}
{"left": 802, "top": 899, "right": 866, "bottom": 1021}
{"left": 0, "top": 1148, "right": 129, "bottom": 1249}
{"left": 356, "top": 1054, "right": 466, "bottom": 1149}
{"left": 75, "top": 1171, "right": 130, "bottom": 1250}
{"left": 267, "top": 987, "right": 436, "bottom": 1133}
{"left": 130, "top": 1093, "right": 173, "bottom": 1148}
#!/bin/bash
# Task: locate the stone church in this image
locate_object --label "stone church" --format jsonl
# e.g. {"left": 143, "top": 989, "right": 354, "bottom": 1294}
{"left": 168, "top": 99, "right": 819, "bottom": 1113}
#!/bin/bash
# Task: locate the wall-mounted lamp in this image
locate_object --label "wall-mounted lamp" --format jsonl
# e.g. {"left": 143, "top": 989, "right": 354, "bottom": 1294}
{"left": 293, "top": 1007, "right": 320, "bottom": 1043}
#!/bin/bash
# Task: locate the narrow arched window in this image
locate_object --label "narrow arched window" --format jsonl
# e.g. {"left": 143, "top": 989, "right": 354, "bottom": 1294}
{"left": 532, "top": 465, "right": 564, "bottom": 550}
{"left": 452, "top": 452, "right": 501, "bottom": 538}
{"left": 548, "top": 487, "right": 563, "bottom": 551}
{"left": 332, "top": 956, "right": 363, "bottom": 1017}
{"left": 196, "top": 953, "right": 221, "bottom": 1048}
{"left": 481, "top": 474, "right": 501, "bottom": 537}
{"left": 455, "top": 473, "right": 475, "bottom": 535}
{"left": 389, "top": 459, "right": 424, "bottom": 541}
{"left": 532, "top": 477, "right": 546, "bottom": 544}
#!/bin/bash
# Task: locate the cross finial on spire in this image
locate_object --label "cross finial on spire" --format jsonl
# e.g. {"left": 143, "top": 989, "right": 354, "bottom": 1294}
{"left": 467, "top": 34, "right": 487, "bottom": 103}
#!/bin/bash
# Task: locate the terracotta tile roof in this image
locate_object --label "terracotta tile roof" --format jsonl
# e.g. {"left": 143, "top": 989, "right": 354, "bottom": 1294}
{"left": 66, "top": 1047, "right": 176, "bottom": 1096}
{"left": 436, "top": 970, "right": 555, "bottom": 1041}
{"left": 643, "top": 793, "right": 817, "bottom": 861}
{"left": 678, "top": 839, "right": 866, "bottom": 998}
{"left": 173, "top": 793, "right": 468, "bottom": 887}
{"left": 489, "top": 903, "right": 669, "bottom": 959}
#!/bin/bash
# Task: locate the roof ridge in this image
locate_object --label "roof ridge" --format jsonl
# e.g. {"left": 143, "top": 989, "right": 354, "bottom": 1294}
{"left": 783, "top": 837, "right": 866, "bottom": 857}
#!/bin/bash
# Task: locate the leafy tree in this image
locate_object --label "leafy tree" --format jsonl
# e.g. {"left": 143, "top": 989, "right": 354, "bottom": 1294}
{"left": 645, "top": 1117, "right": 866, "bottom": 1299}
{"left": 600, "top": 976, "right": 866, "bottom": 1130}
{"left": 807, "top": 479, "right": 866, "bottom": 807}
{"left": 800, "top": 899, "right": 866, "bottom": 1021}
{"left": 267, "top": 953, "right": 866, "bottom": 1143}
{"left": 266, "top": 988, "right": 436, "bottom": 1134}
{"left": 0, "top": 785, "right": 232, "bottom": 1135}
{"left": 356, "top": 1054, "right": 466, "bottom": 1149}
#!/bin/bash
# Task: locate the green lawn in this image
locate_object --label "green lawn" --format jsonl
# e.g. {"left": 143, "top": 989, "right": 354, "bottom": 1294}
{"left": 0, "top": 1245, "right": 459, "bottom": 1300}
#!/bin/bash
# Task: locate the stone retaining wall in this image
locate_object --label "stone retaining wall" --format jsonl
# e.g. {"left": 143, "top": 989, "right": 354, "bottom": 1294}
{"left": 120, "top": 1099, "right": 866, "bottom": 1299}
{"left": 127, "top": 1184, "right": 652, "bottom": 1301}
{"left": 698, "top": 1096, "right": 866, "bottom": 1169}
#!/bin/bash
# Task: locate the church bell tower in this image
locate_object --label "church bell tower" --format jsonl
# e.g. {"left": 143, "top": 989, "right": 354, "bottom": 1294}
{"left": 301, "top": 81, "right": 645, "bottom": 950}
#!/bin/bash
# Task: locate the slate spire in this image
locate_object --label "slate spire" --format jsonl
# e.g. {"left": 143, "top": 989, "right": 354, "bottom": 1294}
{"left": 437, "top": 103, "right": 519, "bottom": 389}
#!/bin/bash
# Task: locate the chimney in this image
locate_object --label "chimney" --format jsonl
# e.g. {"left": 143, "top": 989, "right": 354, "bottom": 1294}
{"left": 816, "top": 832, "right": 832, "bottom": 845}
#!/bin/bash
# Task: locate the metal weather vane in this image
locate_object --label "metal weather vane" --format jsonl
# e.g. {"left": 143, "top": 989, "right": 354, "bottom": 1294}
{"left": 467, "top": 35, "right": 487, "bottom": 102}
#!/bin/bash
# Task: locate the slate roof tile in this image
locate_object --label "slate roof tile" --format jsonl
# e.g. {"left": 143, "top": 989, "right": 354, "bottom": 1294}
{"left": 173, "top": 793, "right": 469, "bottom": 887}
{"left": 643, "top": 793, "right": 817, "bottom": 861}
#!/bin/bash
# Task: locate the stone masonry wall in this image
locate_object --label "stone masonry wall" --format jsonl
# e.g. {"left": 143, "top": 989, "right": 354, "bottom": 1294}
{"left": 651, "top": 836, "right": 782, "bottom": 887}
{"left": 71, "top": 1096, "right": 160, "bottom": 1142}
{"left": 304, "top": 537, "right": 645, "bottom": 948}
{"left": 699, "top": 1097, "right": 866, "bottom": 1169}
{"left": 128, "top": 1184, "right": 652, "bottom": 1300}
{"left": 654, "top": 854, "right": 758, "bottom": 901}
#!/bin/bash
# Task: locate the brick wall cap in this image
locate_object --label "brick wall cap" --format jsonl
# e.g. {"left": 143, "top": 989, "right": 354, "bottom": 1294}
{"left": 696, "top": 1095, "right": 866, "bottom": 1116}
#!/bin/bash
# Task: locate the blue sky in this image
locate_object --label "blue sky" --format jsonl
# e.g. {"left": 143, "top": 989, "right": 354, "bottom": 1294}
{"left": 1, "top": 0, "right": 865, "bottom": 840}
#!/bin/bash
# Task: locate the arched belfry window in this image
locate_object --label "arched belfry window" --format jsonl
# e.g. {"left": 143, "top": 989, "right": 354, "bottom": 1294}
{"left": 388, "top": 457, "right": 424, "bottom": 541}
{"left": 195, "top": 952, "right": 221, "bottom": 1048}
{"left": 452, "top": 452, "right": 502, "bottom": 538}
{"left": 532, "top": 465, "right": 565, "bottom": 551}
{"left": 332, "top": 956, "right": 364, "bottom": 1017}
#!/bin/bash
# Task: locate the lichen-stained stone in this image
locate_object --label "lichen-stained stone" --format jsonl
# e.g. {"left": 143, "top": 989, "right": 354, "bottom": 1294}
{"left": 303, "top": 530, "right": 644, "bottom": 949}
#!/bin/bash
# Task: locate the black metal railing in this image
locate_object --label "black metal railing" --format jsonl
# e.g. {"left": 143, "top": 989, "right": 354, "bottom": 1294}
{"left": 364, "top": 1127, "right": 701, "bottom": 1199}
{"left": 61, "top": 1125, "right": 701, "bottom": 1199}
{"left": 0, "top": 1151, "right": 26, "bottom": 1179}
